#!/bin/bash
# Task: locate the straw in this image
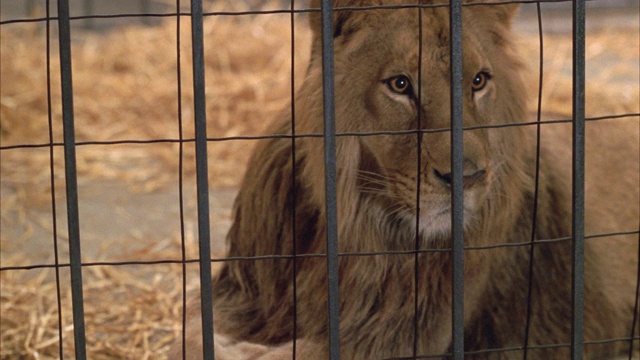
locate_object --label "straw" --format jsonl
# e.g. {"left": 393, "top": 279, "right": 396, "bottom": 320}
{"left": 1, "top": 5, "right": 638, "bottom": 358}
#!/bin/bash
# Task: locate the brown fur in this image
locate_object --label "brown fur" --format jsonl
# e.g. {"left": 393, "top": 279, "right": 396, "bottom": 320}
{"left": 170, "top": 1, "right": 640, "bottom": 359}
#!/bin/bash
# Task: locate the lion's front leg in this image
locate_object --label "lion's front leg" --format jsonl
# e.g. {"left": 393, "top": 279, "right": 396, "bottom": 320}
{"left": 212, "top": 334, "right": 271, "bottom": 360}
{"left": 168, "top": 323, "right": 324, "bottom": 360}
{"left": 168, "top": 334, "right": 326, "bottom": 360}
{"left": 248, "top": 339, "right": 325, "bottom": 360}
{"left": 167, "top": 331, "right": 269, "bottom": 360}
{"left": 218, "top": 337, "right": 325, "bottom": 360}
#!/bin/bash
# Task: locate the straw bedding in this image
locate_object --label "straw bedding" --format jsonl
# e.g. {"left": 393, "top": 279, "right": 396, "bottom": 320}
{"left": 1, "top": 4, "right": 638, "bottom": 359}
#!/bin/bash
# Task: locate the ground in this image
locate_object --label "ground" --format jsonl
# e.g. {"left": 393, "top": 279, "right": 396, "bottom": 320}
{"left": 1, "top": 1, "right": 638, "bottom": 359}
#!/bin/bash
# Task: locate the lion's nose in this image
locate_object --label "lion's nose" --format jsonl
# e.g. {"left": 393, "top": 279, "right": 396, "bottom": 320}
{"left": 433, "top": 161, "right": 486, "bottom": 188}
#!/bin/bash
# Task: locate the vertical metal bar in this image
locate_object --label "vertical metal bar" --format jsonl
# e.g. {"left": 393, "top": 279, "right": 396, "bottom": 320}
{"left": 571, "top": 0, "right": 586, "bottom": 359}
{"left": 56, "top": 0, "right": 87, "bottom": 358}
{"left": 289, "top": 1, "right": 299, "bottom": 358}
{"left": 190, "top": 0, "right": 215, "bottom": 358}
{"left": 320, "top": 1, "right": 341, "bottom": 359}
{"left": 449, "top": 1, "right": 465, "bottom": 359}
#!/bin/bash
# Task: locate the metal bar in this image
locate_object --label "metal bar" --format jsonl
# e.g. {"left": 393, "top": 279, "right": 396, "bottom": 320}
{"left": 289, "top": 1, "right": 299, "bottom": 358}
{"left": 190, "top": 0, "right": 215, "bottom": 358}
{"left": 449, "top": 1, "right": 465, "bottom": 359}
{"left": 571, "top": 0, "right": 586, "bottom": 359}
{"left": 320, "top": 0, "right": 341, "bottom": 359}
{"left": 56, "top": 0, "right": 87, "bottom": 358}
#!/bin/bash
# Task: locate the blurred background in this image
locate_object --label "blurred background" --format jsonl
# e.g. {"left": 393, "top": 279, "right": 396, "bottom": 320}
{"left": 1, "top": 0, "right": 638, "bottom": 358}
{"left": 2, "top": 0, "right": 639, "bottom": 30}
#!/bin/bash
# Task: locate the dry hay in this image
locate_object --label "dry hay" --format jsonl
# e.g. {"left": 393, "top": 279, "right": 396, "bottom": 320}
{"left": 1, "top": 5, "right": 639, "bottom": 360}
{"left": 2, "top": 4, "right": 312, "bottom": 359}
{"left": 1, "top": 4, "right": 312, "bottom": 200}
{"left": 1, "top": 218, "right": 222, "bottom": 359}
{"left": 0, "top": 260, "right": 213, "bottom": 359}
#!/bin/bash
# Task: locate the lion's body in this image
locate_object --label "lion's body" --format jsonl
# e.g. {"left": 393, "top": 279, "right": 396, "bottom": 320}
{"left": 171, "top": 1, "right": 639, "bottom": 359}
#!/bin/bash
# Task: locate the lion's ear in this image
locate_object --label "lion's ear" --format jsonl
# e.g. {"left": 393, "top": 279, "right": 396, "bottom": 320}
{"left": 309, "top": 0, "right": 383, "bottom": 41}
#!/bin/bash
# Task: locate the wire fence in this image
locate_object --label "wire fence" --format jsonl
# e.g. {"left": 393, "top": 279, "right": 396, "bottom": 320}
{"left": 0, "top": 0, "right": 639, "bottom": 359}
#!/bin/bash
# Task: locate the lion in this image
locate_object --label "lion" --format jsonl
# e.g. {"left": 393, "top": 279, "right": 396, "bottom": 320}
{"left": 170, "top": 1, "right": 640, "bottom": 359}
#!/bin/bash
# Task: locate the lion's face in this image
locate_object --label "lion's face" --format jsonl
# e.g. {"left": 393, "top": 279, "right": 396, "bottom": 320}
{"left": 303, "top": 2, "right": 527, "bottom": 241}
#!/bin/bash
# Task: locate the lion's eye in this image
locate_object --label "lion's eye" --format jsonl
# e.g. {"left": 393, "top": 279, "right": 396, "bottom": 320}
{"left": 386, "top": 75, "right": 413, "bottom": 96}
{"left": 472, "top": 71, "right": 491, "bottom": 92}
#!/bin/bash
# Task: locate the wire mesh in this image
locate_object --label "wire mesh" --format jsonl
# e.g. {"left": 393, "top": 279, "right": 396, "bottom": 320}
{"left": 0, "top": 0, "right": 638, "bottom": 359}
